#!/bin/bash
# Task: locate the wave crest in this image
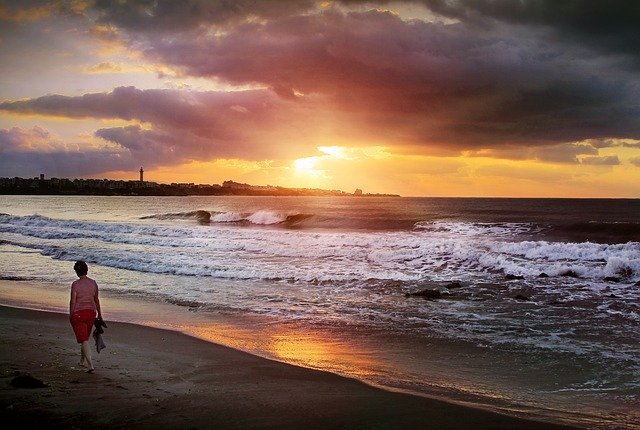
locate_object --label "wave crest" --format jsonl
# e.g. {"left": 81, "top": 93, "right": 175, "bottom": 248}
{"left": 141, "top": 210, "right": 313, "bottom": 227}
{"left": 141, "top": 210, "right": 211, "bottom": 223}
{"left": 246, "top": 210, "right": 286, "bottom": 225}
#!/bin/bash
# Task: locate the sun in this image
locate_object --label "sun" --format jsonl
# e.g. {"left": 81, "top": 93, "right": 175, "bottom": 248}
{"left": 294, "top": 157, "right": 316, "bottom": 172}
{"left": 293, "top": 156, "right": 324, "bottom": 177}
{"left": 318, "top": 146, "right": 347, "bottom": 158}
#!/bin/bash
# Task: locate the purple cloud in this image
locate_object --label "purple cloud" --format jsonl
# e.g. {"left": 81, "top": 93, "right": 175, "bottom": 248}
{"left": 135, "top": 9, "right": 640, "bottom": 148}
{"left": 0, "top": 126, "right": 136, "bottom": 177}
{"left": 2, "top": 1, "right": 639, "bottom": 175}
{"left": 92, "top": 0, "right": 317, "bottom": 32}
{"left": 0, "top": 86, "right": 325, "bottom": 163}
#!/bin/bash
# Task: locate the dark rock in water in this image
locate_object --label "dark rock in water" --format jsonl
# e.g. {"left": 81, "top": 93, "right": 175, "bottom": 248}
{"left": 405, "top": 289, "right": 441, "bottom": 299}
{"left": 538, "top": 273, "right": 550, "bottom": 278}
{"left": 617, "top": 266, "right": 633, "bottom": 278}
{"left": 10, "top": 374, "right": 47, "bottom": 389}
{"left": 560, "top": 270, "right": 580, "bottom": 278}
{"left": 505, "top": 274, "right": 524, "bottom": 280}
{"left": 609, "top": 294, "right": 618, "bottom": 299}
{"left": 513, "top": 294, "right": 530, "bottom": 301}
{"left": 444, "top": 281, "right": 464, "bottom": 289}
{"left": 167, "top": 298, "right": 201, "bottom": 308}
{"left": 384, "top": 280, "right": 405, "bottom": 289}
{"left": 604, "top": 277, "right": 621, "bottom": 283}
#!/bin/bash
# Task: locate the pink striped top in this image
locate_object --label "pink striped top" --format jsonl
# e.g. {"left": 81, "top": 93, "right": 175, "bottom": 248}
{"left": 71, "top": 277, "right": 98, "bottom": 312}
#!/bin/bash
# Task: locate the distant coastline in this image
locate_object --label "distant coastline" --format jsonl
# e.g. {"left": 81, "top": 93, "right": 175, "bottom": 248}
{"left": 0, "top": 176, "right": 399, "bottom": 197}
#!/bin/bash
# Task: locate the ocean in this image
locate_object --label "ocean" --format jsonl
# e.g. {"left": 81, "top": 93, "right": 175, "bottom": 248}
{"left": 1, "top": 195, "right": 639, "bottom": 428}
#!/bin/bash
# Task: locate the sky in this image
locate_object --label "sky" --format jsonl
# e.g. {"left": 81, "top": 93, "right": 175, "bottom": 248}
{"left": 1, "top": 0, "right": 639, "bottom": 197}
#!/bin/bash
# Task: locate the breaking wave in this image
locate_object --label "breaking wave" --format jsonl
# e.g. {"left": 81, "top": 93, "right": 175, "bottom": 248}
{"left": 1, "top": 213, "right": 638, "bottom": 285}
{"left": 141, "top": 210, "right": 313, "bottom": 227}
{"left": 140, "top": 210, "right": 211, "bottom": 223}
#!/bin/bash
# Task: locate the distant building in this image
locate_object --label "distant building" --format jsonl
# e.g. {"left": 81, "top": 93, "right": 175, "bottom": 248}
{"left": 139, "top": 167, "right": 144, "bottom": 182}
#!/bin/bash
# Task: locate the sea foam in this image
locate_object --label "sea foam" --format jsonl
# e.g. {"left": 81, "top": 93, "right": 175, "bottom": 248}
{"left": 2, "top": 213, "right": 638, "bottom": 286}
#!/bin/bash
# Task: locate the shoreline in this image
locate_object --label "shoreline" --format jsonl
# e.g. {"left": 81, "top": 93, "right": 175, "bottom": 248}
{"left": 0, "top": 279, "right": 595, "bottom": 424}
{"left": 0, "top": 304, "right": 581, "bottom": 429}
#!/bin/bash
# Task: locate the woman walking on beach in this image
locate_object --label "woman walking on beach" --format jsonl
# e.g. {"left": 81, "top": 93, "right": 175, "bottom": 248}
{"left": 69, "top": 261, "right": 102, "bottom": 373}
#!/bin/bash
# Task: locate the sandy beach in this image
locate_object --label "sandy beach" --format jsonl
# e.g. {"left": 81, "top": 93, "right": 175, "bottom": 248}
{"left": 0, "top": 305, "right": 580, "bottom": 429}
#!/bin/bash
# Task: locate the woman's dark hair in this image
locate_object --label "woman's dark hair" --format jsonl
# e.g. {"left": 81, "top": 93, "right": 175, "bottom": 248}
{"left": 74, "top": 261, "right": 88, "bottom": 276}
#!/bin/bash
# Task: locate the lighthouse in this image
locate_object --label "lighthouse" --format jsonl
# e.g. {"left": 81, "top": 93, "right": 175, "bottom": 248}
{"left": 139, "top": 167, "right": 144, "bottom": 182}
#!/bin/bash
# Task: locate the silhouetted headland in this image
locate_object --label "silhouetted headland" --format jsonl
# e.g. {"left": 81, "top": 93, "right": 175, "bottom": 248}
{"left": 0, "top": 177, "right": 399, "bottom": 197}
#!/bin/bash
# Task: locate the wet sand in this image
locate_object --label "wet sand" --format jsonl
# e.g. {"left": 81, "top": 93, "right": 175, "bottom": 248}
{"left": 0, "top": 305, "right": 580, "bottom": 429}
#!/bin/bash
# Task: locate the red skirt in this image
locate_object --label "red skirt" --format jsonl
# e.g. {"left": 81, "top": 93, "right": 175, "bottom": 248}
{"left": 70, "top": 309, "right": 96, "bottom": 343}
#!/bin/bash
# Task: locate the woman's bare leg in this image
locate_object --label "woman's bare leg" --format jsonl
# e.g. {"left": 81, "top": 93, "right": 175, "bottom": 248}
{"left": 81, "top": 341, "right": 94, "bottom": 372}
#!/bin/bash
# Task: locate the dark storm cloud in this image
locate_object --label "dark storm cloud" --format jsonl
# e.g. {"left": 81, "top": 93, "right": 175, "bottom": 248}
{"left": 418, "top": 0, "right": 640, "bottom": 63}
{"left": 441, "top": 77, "right": 640, "bottom": 146}
{"left": 91, "top": 1, "right": 640, "bottom": 62}
{"left": 134, "top": 8, "right": 640, "bottom": 148}
{"left": 92, "top": 0, "right": 317, "bottom": 32}
{"left": 467, "top": 142, "right": 599, "bottom": 164}
{"left": 2, "top": 0, "right": 640, "bottom": 165}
